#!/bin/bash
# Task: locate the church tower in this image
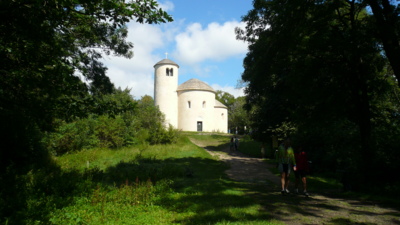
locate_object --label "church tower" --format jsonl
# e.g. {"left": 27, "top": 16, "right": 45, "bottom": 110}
{"left": 153, "top": 58, "right": 179, "bottom": 128}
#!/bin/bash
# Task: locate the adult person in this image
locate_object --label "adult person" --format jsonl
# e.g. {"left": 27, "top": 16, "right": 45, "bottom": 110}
{"left": 234, "top": 136, "right": 239, "bottom": 151}
{"left": 275, "top": 139, "right": 296, "bottom": 195}
{"left": 294, "top": 146, "right": 310, "bottom": 196}
{"left": 230, "top": 136, "right": 234, "bottom": 152}
{"left": 261, "top": 143, "right": 266, "bottom": 158}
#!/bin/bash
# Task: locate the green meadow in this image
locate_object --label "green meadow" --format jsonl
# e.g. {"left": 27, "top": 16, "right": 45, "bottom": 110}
{"left": 5, "top": 133, "right": 399, "bottom": 225}
{"left": 7, "top": 134, "right": 280, "bottom": 225}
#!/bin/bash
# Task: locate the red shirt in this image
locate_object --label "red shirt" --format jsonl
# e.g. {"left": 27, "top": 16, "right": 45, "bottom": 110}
{"left": 295, "top": 151, "right": 309, "bottom": 171}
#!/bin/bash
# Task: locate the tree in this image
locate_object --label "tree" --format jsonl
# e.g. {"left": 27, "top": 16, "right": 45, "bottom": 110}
{"left": 216, "top": 91, "right": 251, "bottom": 134}
{"left": 216, "top": 90, "right": 236, "bottom": 109}
{"left": 0, "top": 0, "right": 172, "bottom": 172}
{"left": 236, "top": 0, "right": 399, "bottom": 188}
{"left": 135, "top": 95, "right": 178, "bottom": 144}
{"left": 367, "top": 0, "right": 400, "bottom": 87}
{"left": 229, "top": 96, "right": 251, "bottom": 134}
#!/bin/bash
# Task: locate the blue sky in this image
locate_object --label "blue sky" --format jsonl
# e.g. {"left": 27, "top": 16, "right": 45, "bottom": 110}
{"left": 102, "top": 0, "right": 253, "bottom": 99}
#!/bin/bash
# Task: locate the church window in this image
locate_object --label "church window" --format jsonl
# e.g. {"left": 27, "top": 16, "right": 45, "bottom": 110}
{"left": 202, "top": 101, "right": 206, "bottom": 108}
{"left": 188, "top": 101, "right": 191, "bottom": 108}
{"left": 166, "top": 68, "right": 173, "bottom": 76}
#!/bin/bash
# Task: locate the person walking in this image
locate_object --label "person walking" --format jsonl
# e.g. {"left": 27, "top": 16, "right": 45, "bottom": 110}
{"left": 261, "top": 143, "right": 266, "bottom": 158}
{"left": 230, "top": 136, "right": 234, "bottom": 152}
{"left": 275, "top": 139, "right": 296, "bottom": 195}
{"left": 294, "top": 146, "right": 310, "bottom": 196}
{"left": 234, "top": 136, "right": 239, "bottom": 151}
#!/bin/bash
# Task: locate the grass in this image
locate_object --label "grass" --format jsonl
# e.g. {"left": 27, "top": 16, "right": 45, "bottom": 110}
{"left": 8, "top": 134, "right": 284, "bottom": 225}
{"left": 5, "top": 133, "right": 399, "bottom": 224}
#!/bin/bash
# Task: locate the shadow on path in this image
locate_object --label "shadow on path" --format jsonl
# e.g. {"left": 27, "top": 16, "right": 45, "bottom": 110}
{"left": 189, "top": 138, "right": 400, "bottom": 225}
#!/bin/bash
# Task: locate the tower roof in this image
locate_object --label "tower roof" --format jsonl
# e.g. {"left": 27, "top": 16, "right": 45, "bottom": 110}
{"left": 214, "top": 99, "right": 228, "bottom": 109}
{"left": 154, "top": 59, "right": 180, "bottom": 68}
{"left": 177, "top": 78, "right": 216, "bottom": 93}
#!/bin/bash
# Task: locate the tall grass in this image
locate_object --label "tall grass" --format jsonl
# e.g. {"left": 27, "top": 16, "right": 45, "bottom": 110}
{"left": 3, "top": 134, "right": 285, "bottom": 225}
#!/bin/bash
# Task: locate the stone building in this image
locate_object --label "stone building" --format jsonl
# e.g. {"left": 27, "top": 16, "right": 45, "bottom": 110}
{"left": 154, "top": 58, "right": 228, "bottom": 133}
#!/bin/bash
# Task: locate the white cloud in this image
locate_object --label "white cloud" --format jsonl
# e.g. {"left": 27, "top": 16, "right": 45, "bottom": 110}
{"left": 158, "top": 1, "right": 174, "bottom": 12}
{"left": 174, "top": 21, "right": 248, "bottom": 64}
{"left": 102, "top": 15, "right": 248, "bottom": 100}
{"left": 103, "top": 22, "right": 166, "bottom": 99}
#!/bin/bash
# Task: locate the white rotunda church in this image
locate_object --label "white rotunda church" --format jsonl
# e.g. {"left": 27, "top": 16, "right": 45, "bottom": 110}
{"left": 154, "top": 58, "right": 228, "bottom": 133}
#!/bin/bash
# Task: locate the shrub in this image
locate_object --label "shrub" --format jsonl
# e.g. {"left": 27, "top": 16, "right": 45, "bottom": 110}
{"left": 148, "top": 124, "right": 180, "bottom": 145}
{"left": 95, "top": 115, "right": 125, "bottom": 148}
{"left": 43, "top": 117, "right": 99, "bottom": 155}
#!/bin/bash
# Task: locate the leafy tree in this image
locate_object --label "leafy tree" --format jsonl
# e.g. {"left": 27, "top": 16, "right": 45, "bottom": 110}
{"left": 135, "top": 95, "right": 178, "bottom": 144}
{"left": 216, "top": 91, "right": 251, "bottom": 134}
{"left": 216, "top": 90, "right": 236, "bottom": 109}
{"left": 0, "top": 0, "right": 172, "bottom": 173}
{"left": 366, "top": 0, "right": 400, "bottom": 86}
{"left": 92, "top": 87, "right": 137, "bottom": 117}
{"left": 236, "top": 0, "right": 400, "bottom": 188}
{"left": 229, "top": 96, "right": 251, "bottom": 134}
{"left": 0, "top": 1, "right": 172, "bottom": 220}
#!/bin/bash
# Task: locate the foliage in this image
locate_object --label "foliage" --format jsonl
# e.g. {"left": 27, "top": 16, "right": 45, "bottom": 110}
{"left": 1, "top": 135, "right": 283, "bottom": 224}
{"left": 3, "top": 134, "right": 398, "bottom": 224}
{"left": 92, "top": 88, "right": 137, "bottom": 117}
{"left": 135, "top": 95, "right": 180, "bottom": 145}
{"left": 216, "top": 90, "right": 236, "bottom": 109}
{"left": 367, "top": 0, "right": 400, "bottom": 86}
{"left": 216, "top": 90, "right": 251, "bottom": 134}
{"left": 238, "top": 135, "right": 265, "bottom": 158}
{"left": 42, "top": 94, "right": 180, "bottom": 155}
{"left": 95, "top": 115, "right": 126, "bottom": 149}
{"left": 0, "top": 0, "right": 172, "bottom": 173}
{"left": 236, "top": 0, "right": 400, "bottom": 189}
{"left": 43, "top": 117, "right": 99, "bottom": 155}
{"left": 229, "top": 96, "right": 252, "bottom": 134}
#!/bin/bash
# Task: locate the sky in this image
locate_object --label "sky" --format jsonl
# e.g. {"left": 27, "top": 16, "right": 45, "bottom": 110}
{"left": 101, "top": 0, "right": 253, "bottom": 99}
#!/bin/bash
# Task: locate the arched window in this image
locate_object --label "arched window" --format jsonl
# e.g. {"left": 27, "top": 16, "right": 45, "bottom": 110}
{"left": 166, "top": 68, "right": 173, "bottom": 76}
{"left": 202, "top": 101, "right": 206, "bottom": 108}
{"left": 166, "top": 68, "right": 172, "bottom": 76}
{"left": 188, "top": 101, "right": 191, "bottom": 108}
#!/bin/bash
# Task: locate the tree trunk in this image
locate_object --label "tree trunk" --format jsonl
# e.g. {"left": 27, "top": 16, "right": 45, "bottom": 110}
{"left": 368, "top": 0, "right": 400, "bottom": 87}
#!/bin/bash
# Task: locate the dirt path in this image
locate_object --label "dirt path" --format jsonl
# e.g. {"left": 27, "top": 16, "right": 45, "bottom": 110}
{"left": 205, "top": 145, "right": 280, "bottom": 185}
{"left": 190, "top": 138, "right": 400, "bottom": 225}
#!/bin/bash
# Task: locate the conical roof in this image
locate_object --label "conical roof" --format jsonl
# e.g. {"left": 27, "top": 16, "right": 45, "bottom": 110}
{"left": 154, "top": 59, "right": 179, "bottom": 68}
{"left": 177, "top": 78, "right": 215, "bottom": 93}
{"left": 214, "top": 99, "right": 228, "bottom": 109}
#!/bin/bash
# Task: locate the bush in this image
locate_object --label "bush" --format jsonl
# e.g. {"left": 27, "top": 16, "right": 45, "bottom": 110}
{"left": 95, "top": 115, "right": 125, "bottom": 148}
{"left": 43, "top": 93, "right": 182, "bottom": 155}
{"left": 148, "top": 124, "right": 180, "bottom": 145}
{"left": 43, "top": 117, "right": 99, "bottom": 155}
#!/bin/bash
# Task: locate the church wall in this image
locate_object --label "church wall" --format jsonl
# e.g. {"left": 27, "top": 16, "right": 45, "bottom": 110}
{"left": 214, "top": 107, "right": 228, "bottom": 133}
{"left": 154, "top": 64, "right": 178, "bottom": 128}
{"left": 178, "top": 90, "right": 215, "bottom": 132}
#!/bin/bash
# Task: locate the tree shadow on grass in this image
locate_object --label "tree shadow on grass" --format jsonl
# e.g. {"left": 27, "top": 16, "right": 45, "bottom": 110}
{"left": 187, "top": 140, "right": 400, "bottom": 225}
{"left": 239, "top": 177, "right": 400, "bottom": 224}
{"left": 102, "top": 156, "right": 277, "bottom": 224}
{"left": 6, "top": 137, "right": 400, "bottom": 224}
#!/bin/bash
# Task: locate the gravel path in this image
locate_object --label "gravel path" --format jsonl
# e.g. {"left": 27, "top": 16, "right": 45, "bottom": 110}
{"left": 190, "top": 138, "right": 400, "bottom": 225}
{"left": 189, "top": 137, "right": 279, "bottom": 185}
{"left": 210, "top": 148, "right": 280, "bottom": 185}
